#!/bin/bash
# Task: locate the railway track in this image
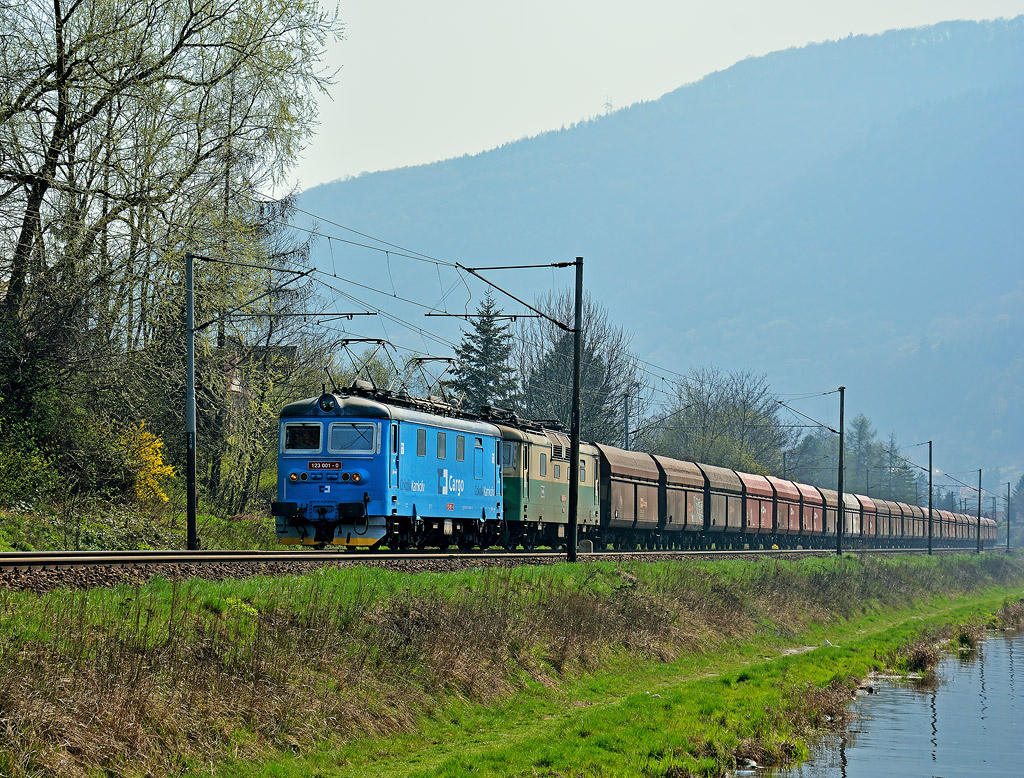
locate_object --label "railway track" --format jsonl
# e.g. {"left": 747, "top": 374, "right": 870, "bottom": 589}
{"left": 0, "top": 545, "right": 987, "bottom": 572}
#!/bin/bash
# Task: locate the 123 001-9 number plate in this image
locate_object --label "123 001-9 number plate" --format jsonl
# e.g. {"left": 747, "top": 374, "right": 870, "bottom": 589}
{"left": 308, "top": 461, "right": 343, "bottom": 470}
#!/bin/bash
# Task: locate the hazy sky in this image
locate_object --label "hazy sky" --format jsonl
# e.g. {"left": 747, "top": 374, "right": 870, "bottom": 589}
{"left": 288, "top": 1, "right": 1024, "bottom": 191}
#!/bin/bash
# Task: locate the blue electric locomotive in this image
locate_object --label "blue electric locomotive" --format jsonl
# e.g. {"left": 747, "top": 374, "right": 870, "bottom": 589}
{"left": 272, "top": 383, "right": 503, "bottom": 548}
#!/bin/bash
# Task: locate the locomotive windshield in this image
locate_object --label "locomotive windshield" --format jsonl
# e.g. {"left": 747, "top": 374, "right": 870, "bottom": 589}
{"left": 328, "top": 422, "right": 376, "bottom": 454}
{"left": 284, "top": 423, "right": 321, "bottom": 452}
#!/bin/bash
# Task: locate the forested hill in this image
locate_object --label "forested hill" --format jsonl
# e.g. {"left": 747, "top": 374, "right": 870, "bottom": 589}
{"left": 300, "top": 17, "right": 1024, "bottom": 482}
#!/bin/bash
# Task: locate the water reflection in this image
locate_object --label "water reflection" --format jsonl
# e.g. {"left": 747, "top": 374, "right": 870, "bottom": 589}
{"left": 772, "top": 630, "right": 1024, "bottom": 777}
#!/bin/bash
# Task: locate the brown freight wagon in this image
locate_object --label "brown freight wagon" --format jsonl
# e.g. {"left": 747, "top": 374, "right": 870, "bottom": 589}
{"left": 767, "top": 476, "right": 801, "bottom": 543}
{"left": 795, "top": 482, "right": 824, "bottom": 539}
{"left": 596, "top": 445, "right": 660, "bottom": 549}
{"left": 696, "top": 463, "right": 744, "bottom": 545}
{"left": 817, "top": 487, "right": 840, "bottom": 541}
{"left": 737, "top": 471, "right": 775, "bottom": 546}
{"left": 654, "top": 455, "right": 705, "bottom": 538}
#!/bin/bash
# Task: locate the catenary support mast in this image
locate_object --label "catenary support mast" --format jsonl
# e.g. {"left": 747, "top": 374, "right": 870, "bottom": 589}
{"left": 567, "top": 257, "right": 584, "bottom": 562}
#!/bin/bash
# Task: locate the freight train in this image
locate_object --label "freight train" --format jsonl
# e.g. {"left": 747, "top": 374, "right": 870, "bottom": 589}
{"left": 272, "top": 383, "right": 998, "bottom": 551}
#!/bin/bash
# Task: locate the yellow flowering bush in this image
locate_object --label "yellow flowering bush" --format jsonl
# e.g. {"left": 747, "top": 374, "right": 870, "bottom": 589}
{"left": 120, "top": 422, "right": 175, "bottom": 503}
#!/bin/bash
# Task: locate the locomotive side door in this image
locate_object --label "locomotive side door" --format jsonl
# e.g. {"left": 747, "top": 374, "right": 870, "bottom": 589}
{"left": 389, "top": 422, "right": 399, "bottom": 488}
{"left": 524, "top": 443, "right": 530, "bottom": 498}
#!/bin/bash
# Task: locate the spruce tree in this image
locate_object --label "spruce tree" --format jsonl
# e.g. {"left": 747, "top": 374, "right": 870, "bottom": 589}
{"left": 451, "top": 291, "right": 517, "bottom": 412}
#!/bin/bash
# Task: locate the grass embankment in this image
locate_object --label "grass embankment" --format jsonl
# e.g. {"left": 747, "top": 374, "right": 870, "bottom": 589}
{"left": 0, "top": 505, "right": 277, "bottom": 552}
{"left": 0, "top": 555, "right": 1022, "bottom": 777}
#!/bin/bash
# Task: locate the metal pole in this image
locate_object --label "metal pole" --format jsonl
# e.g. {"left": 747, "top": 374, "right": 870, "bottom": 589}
{"left": 836, "top": 386, "right": 845, "bottom": 556}
{"left": 1008, "top": 481, "right": 1012, "bottom": 552}
{"left": 866, "top": 468, "right": 870, "bottom": 496}
{"left": 567, "top": 257, "right": 583, "bottom": 563}
{"left": 976, "top": 468, "right": 982, "bottom": 554}
{"left": 185, "top": 252, "right": 198, "bottom": 551}
{"left": 927, "top": 440, "right": 933, "bottom": 555}
{"left": 782, "top": 451, "right": 787, "bottom": 479}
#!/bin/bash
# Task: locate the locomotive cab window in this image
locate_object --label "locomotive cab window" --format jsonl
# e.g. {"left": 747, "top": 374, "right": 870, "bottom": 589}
{"left": 501, "top": 442, "right": 518, "bottom": 468}
{"left": 328, "top": 422, "right": 376, "bottom": 454}
{"left": 416, "top": 429, "right": 426, "bottom": 457}
{"left": 283, "top": 423, "right": 321, "bottom": 453}
{"left": 579, "top": 459, "right": 586, "bottom": 483}
{"left": 540, "top": 453, "right": 547, "bottom": 476}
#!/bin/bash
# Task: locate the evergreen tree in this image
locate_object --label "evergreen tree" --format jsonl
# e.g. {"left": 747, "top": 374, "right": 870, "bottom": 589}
{"left": 450, "top": 291, "right": 516, "bottom": 412}
{"left": 1011, "top": 473, "right": 1024, "bottom": 547}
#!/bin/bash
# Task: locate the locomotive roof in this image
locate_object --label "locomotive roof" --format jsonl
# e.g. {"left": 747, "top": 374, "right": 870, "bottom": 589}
{"left": 280, "top": 393, "right": 501, "bottom": 436}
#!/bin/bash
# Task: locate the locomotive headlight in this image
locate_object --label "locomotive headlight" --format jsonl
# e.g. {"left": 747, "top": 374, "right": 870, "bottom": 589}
{"left": 288, "top": 472, "right": 299, "bottom": 482}
{"left": 317, "top": 393, "right": 337, "bottom": 412}
{"left": 351, "top": 472, "right": 361, "bottom": 483}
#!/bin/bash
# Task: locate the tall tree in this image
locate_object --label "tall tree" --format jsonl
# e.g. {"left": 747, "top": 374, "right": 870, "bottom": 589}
{"left": 0, "top": 0, "right": 341, "bottom": 509}
{"left": 512, "top": 290, "right": 641, "bottom": 443}
{"left": 647, "top": 366, "right": 793, "bottom": 473}
{"left": 450, "top": 291, "right": 516, "bottom": 411}
{"left": 844, "top": 414, "right": 880, "bottom": 495}
{"left": 785, "top": 427, "right": 839, "bottom": 487}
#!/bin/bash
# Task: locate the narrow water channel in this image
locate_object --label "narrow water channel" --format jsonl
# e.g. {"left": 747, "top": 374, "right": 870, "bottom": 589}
{"left": 772, "top": 629, "right": 1023, "bottom": 777}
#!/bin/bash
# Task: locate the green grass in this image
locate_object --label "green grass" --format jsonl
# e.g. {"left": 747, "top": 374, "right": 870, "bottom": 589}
{"left": 0, "top": 554, "right": 1021, "bottom": 777}
{"left": 209, "top": 589, "right": 1016, "bottom": 778}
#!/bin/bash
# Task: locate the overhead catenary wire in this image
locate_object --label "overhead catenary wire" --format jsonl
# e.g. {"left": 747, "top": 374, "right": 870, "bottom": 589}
{"left": 258, "top": 208, "right": 999, "bottom": 498}
{"left": 270, "top": 210, "right": 702, "bottom": 385}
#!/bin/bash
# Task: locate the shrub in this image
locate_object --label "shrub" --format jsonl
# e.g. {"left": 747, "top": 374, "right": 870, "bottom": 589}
{"left": 120, "top": 421, "right": 175, "bottom": 504}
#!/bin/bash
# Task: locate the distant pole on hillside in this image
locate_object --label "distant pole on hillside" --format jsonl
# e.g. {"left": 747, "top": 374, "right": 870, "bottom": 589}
{"left": 837, "top": 386, "right": 845, "bottom": 556}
